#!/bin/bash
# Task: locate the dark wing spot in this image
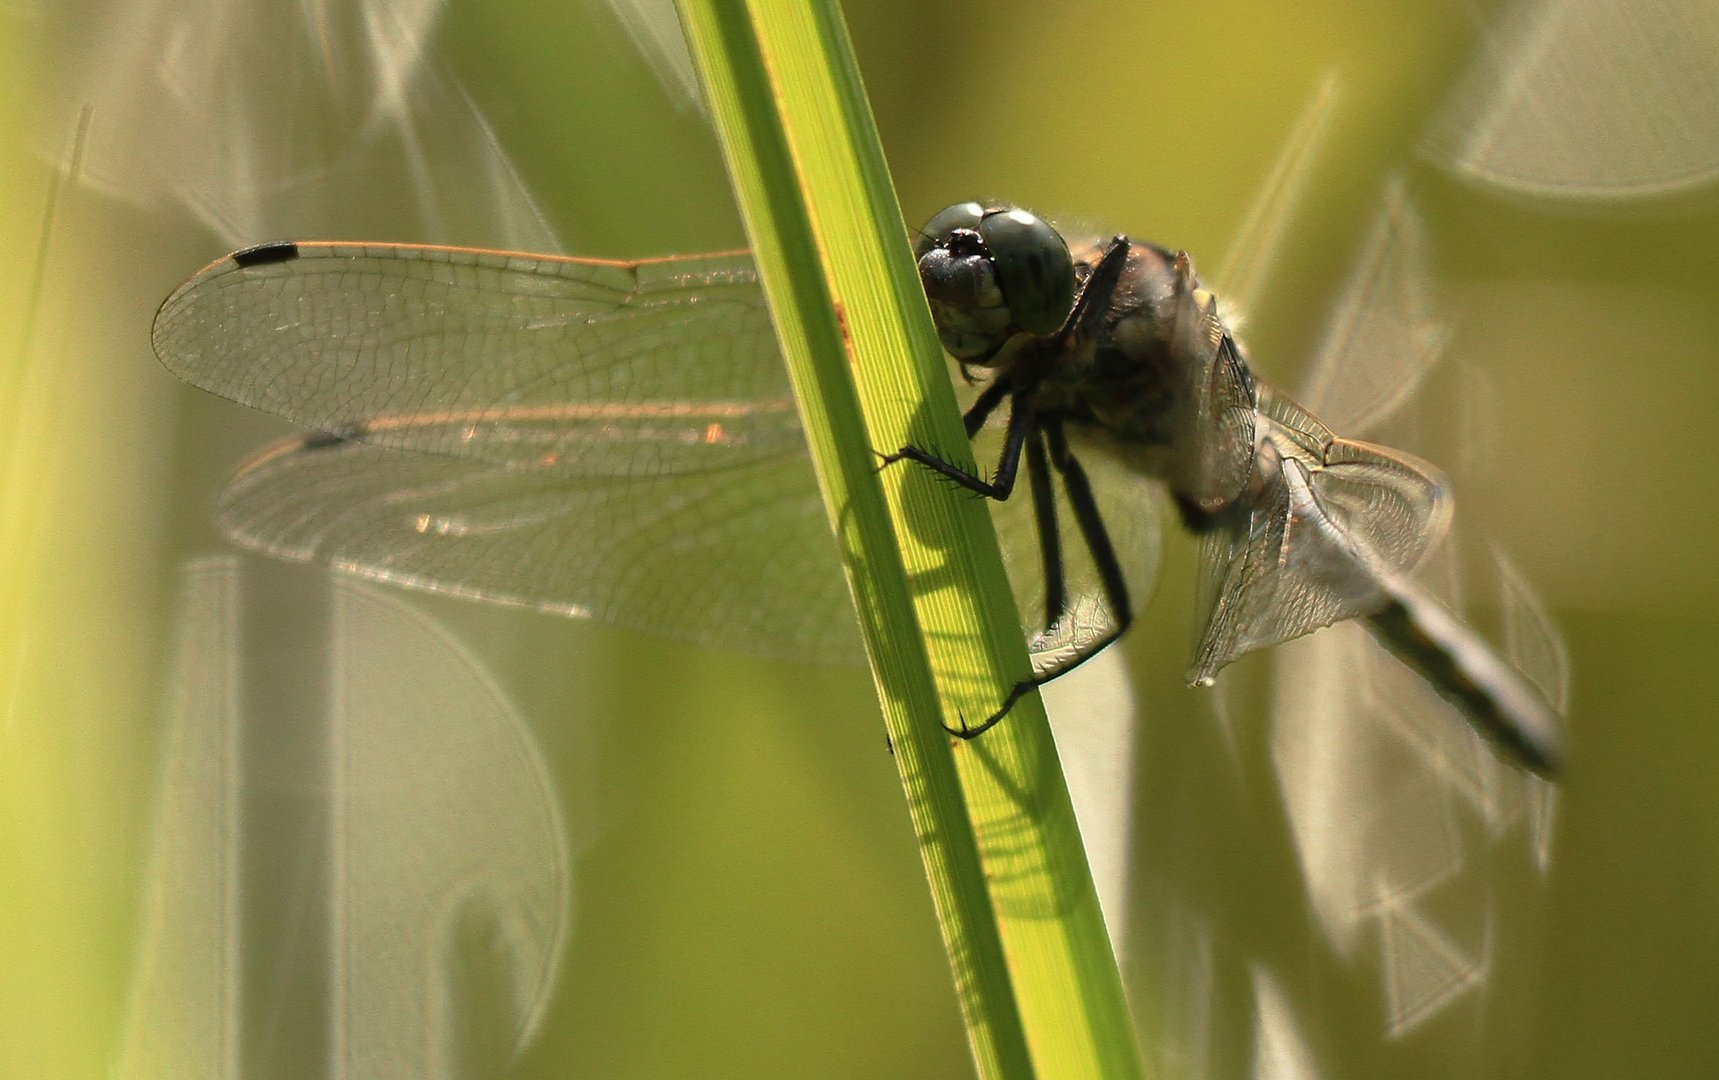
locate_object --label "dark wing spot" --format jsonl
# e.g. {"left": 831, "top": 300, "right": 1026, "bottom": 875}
{"left": 232, "top": 242, "right": 302, "bottom": 268}
{"left": 302, "top": 424, "right": 366, "bottom": 451}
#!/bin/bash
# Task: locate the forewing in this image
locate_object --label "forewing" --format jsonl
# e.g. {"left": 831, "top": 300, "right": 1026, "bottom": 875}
{"left": 1165, "top": 253, "right": 1257, "bottom": 511}
{"left": 1188, "top": 386, "right": 1449, "bottom": 683}
{"left": 152, "top": 243, "right": 802, "bottom": 476}
{"left": 217, "top": 426, "right": 866, "bottom": 666}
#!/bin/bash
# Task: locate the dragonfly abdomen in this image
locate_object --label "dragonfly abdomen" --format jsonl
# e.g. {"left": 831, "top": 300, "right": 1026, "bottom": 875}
{"left": 1363, "top": 577, "right": 1563, "bottom": 777}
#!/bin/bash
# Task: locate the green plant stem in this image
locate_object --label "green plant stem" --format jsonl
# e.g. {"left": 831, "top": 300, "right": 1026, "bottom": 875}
{"left": 674, "top": 3, "right": 1143, "bottom": 1076}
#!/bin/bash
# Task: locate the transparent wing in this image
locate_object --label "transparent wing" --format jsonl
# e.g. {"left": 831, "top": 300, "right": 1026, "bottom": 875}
{"left": 216, "top": 426, "right": 866, "bottom": 665}
{"left": 153, "top": 242, "right": 874, "bottom": 661}
{"left": 1188, "top": 384, "right": 1449, "bottom": 683}
{"left": 1296, "top": 181, "right": 1450, "bottom": 436}
{"left": 1165, "top": 253, "right": 1257, "bottom": 512}
{"left": 153, "top": 243, "right": 804, "bottom": 476}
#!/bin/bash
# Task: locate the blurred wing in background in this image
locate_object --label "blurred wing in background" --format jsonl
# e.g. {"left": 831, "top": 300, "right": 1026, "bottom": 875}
{"left": 1420, "top": 0, "right": 1719, "bottom": 200}
{"left": 53, "top": 0, "right": 558, "bottom": 247}
{"left": 114, "top": 560, "right": 576, "bottom": 1077}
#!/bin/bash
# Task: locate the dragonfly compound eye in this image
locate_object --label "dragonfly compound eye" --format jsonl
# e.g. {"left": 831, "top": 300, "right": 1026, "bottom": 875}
{"left": 918, "top": 204, "right": 1013, "bottom": 360}
{"left": 976, "top": 207, "right": 1075, "bottom": 337}
{"left": 915, "top": 201, "right": 987, "bottom": 259}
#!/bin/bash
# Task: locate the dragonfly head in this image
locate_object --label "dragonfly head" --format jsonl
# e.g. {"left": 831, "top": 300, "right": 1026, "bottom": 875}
{"left": 915, "top": 202, "right": 1075, "bottom": 363}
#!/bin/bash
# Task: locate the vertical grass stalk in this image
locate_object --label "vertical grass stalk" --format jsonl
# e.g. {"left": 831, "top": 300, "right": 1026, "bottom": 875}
{"left": 675, "top": 2, "right": 1143, "bottom": 1076}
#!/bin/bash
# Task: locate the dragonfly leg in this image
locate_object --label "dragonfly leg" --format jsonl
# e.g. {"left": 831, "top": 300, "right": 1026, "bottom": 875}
{"left": 879, "top": 392, "right": 1035, "bottom": 500}
{"left": 961, "top": 379, "right": 1010, "bottom": 438}
{"left": 945, "top": 420, "right": 1134, "bottom": 741}
{"left": 1043, "top": 419, "right": 1133, "bottom": 644}
{"left": 1025, "top": 430, "right": 1066, "bottom": 631}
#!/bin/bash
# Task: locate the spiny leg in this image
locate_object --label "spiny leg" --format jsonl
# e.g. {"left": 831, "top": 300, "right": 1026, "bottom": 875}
{"left": 962, "top": 379, "right": 1010, "bottom": 438}
{"left": 873, "top": 377, "right": 1006, "bottom": 472}
{"left": 879, "top": 391, "right": 1036, "bottom": 500}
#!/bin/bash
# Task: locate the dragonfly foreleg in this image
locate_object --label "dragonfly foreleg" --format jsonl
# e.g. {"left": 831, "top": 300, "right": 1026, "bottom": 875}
{"left": 880, "top": 392, "right": 1036, "bottom": 501}
{"left": 1056, "top": 235, "right": 1131, "bottom": 345}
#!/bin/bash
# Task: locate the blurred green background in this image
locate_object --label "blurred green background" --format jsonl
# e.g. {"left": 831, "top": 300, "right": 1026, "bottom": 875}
{"left": 3, "top": 1, "right": 1718, "bottom": 1077}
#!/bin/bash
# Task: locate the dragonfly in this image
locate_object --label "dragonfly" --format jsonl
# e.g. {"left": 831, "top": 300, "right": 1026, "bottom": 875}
{"left": 151, "top": 201, "right": 1564, "bottom": 775}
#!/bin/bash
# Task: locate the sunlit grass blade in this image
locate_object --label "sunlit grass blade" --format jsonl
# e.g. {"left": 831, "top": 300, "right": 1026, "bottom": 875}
{"left": 674, "top": 2, "right": 1142, "bottom": 1076}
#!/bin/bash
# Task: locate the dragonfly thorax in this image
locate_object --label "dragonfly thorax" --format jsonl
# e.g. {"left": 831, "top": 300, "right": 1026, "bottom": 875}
{"left": 1016, "top": 241, "right": 1223, "bottom": 478}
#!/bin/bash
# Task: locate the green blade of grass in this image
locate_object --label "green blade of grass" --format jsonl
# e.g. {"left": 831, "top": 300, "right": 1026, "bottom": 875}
{"left": 675, "top": 3, "right": 1143, "bottom": 1077}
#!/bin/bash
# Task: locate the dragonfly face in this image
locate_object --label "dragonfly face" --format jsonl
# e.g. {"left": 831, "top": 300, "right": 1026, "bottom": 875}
{"left": 913, "top": 201, "right": 1075, "bottom": 360}
{"left": 152, "top": 203, "right": 1564, "bottom": 774}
